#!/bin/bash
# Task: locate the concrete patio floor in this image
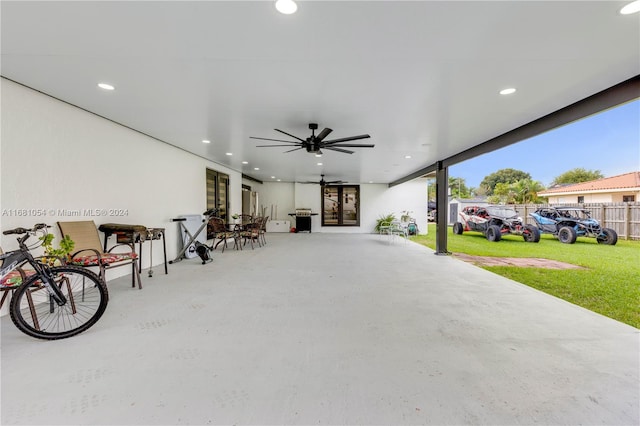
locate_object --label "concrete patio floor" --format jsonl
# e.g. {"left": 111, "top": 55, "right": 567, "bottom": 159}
{"left": 1, "top": 233, "right": 638, "bottom": 425}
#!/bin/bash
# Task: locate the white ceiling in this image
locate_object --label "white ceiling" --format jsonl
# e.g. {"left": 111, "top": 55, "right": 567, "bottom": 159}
{"left": 2, "top": 1, "right": 638, "bottom": 185}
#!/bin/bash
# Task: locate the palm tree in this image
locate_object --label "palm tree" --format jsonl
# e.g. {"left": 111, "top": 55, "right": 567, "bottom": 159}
{"left": 514, "top": 178, "right": 544, "bottom": 204}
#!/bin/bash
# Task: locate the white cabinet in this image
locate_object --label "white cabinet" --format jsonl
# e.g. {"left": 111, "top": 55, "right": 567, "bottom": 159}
{"left": 266, "top": 220, "right": 290, "bottom": 232}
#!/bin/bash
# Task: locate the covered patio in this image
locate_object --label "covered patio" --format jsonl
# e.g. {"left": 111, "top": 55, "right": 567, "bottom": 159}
{"left": 2, "top": 233, "right": 637, "bottom": 425}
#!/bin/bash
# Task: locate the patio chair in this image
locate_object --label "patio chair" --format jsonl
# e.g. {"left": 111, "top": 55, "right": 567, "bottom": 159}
{"left": 389, "top": 221, "right": 409, "bottom": 242}
{"left": 240, "top": 217, "right": 264, "bottom": 249}
{"left": 259, "top": 216, "right": 268, "bottom": 245}
{"left": 0, "top": 246, "right": 34, "bottom": 310}
{"left": 207, "top": 216, "right": 238, "bottom": 252}
{"left": 57, "top": 221, "right": 142, "bottom": 289}
{"left": 378, "top": 221, "right": 393, "bottom": 238}
{"left": 0, "top": 247, "right": 56, "bottom": 331}
{"left": 238, "top": 214, "right": 254, "bottom": 229}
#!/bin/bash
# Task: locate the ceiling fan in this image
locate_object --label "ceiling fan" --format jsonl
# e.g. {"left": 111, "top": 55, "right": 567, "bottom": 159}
{"left": 250, "top": 123, "right": 373, "bottom": 154}
{"left": 303, "top": 174, "right": 346, "bottom": 186}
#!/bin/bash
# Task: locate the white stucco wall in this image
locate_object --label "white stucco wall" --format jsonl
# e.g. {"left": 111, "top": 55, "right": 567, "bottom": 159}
{"left": 1, "top": 79, "right": 242, "bottom": 281}
{"left": 547, "top": 191, "right": 639, "bottom": 204}
{"left": 254, "top": 180, "right": 428, "bottom": 234}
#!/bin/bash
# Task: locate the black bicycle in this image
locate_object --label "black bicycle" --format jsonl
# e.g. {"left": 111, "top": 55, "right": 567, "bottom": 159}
{"left": 1, "top": 224, "right": 108, "bottom": 339}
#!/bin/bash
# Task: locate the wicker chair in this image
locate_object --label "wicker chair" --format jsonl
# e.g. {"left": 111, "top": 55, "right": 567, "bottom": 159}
{"left": 57, "top": 221, "right": 142, "bottom": 289}
{"left": 238, "top": 214, "right": 254, "bottom": 229}
{"left": 259, "top": 216, "right": 269, "bottom": 245}
{"left": 240, "top": 217, "right": 265, "bottom": 249}
{"left": 207, "top": 217, "right": 238, "bottom": 252}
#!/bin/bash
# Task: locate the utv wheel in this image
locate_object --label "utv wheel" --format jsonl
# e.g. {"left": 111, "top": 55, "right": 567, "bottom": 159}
{"left": 523, "top": 225, "right": 541, "bottom": 243}
{"left": 558, "top": 226, "right": 577, "bottom": 244}
{"left": 597, "top": 228, "right": 618, "bottom": 245}
{"left": 486, "top": 225, "right": 502, "bottom": 242}
{"left": 453, "top": 222, "right": 464, "bottom": 235}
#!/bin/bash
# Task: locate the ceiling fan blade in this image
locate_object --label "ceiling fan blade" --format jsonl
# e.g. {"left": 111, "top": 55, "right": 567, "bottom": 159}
{"left": 326, "top": 180, "right": 345, "bottom": 184}
{"left": 324, "top": 146, "right": 354, "bottom": 154}
{"left": 322, "top": 134, "right": 371, "bottom": 145}
{"left": 284, "top": 147, "right": 304, "bottom": 153}
{"left": 316, "top": 128, "right": 333, "bottom": 142}
{"left": 250, "top": 137, "right": 302, "bottom": 144}
{"left": 275, "top": 128, "right": 306, "bottom": 142}
{"left": 326, "top": 143, "right": 375, "bottom": 148}
{"left": 256, "top": 144, "right": 303, "bottom": 147}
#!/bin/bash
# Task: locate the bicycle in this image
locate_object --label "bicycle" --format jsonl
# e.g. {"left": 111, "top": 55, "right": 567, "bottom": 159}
{"left": 0, "top": 223, "right": 108, "bottom": 340}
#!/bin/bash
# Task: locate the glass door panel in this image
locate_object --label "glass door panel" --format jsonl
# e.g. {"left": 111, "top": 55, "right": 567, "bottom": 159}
{"left": 218, "top": 174, "right": 229, "bottom": 220}
{"left": 342, "top": 187, "right": 358, "bottom": 225}
{"left": 206, "top": 168, "right": 229, "bottom": 220}
{"left": 323, "top": 186, "right": 339, "bottom": 225}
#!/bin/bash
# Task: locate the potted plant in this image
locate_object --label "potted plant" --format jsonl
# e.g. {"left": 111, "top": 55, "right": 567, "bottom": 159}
{"left": 39, "top": 233, "right": 75, "bottom": 265}
{"left": 374, "top": 213, "right": 396, "bottom": 233}
{"left": 400, "top": 210, "right": 413, "bottom": 222}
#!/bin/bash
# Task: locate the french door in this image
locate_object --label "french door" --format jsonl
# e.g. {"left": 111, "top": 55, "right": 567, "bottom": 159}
{"left": 206, "top": 169, "right": 229, "bottom": 220}
{"left": 322, "top": 185, "right": 360, "bottom": 226}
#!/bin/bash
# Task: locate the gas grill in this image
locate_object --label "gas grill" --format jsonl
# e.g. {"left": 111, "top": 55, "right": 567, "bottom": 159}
{"left": 288, "top": 208, "right": 317, "bottom": 233}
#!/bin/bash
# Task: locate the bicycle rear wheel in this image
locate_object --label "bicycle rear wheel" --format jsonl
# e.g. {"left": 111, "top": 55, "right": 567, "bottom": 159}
{"left": 9, "top": 265, "right": 109, "bottom": 340}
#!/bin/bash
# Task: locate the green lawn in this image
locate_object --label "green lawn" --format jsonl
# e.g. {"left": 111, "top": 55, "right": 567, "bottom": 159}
{"left": 411, "top": 224, "right": 640, "bottom": 328}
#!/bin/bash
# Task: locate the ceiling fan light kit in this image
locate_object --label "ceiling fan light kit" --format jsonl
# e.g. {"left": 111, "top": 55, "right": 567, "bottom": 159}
{"left": 251, "top": 123, "right": 374, "bottom": 155}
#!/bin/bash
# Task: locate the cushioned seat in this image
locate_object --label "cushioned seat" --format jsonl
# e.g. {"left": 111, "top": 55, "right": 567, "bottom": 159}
{"left": 0, "top": 269, "right": 36, "bottom": 311}
{"left": 1, "top": 270, "right": 32, "bottom": 288}
{"left": 58, "top": 221, "right": 142, "bottom": 289}
{"left": 70, "top": 252, "right": 137, "bottom": 267}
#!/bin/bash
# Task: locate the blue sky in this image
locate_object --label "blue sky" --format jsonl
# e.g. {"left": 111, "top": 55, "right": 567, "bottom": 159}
{"left": 449, "top": 99, "right": 640, "bottom": 189}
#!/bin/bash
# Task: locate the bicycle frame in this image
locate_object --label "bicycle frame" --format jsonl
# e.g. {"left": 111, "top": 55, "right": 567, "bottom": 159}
{"left": 1, "top": 230, "right": 67, "bottom": 306}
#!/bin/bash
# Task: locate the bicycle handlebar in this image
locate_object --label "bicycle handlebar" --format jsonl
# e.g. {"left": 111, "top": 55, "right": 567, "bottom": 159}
{"left": 3, "top": 227, "right": 28, "bottom": 235}
{"left": 2, "top": 223, "right": 50, "bottom": 235}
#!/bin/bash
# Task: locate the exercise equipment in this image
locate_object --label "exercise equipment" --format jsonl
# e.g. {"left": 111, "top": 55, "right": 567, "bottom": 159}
{"left": 169, "top": 209, "right": 217, "bottom": 264}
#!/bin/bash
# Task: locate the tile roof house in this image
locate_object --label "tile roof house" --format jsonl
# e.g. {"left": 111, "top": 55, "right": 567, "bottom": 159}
{"left": 537, "top": 171, "right": 640, "bottom": 204}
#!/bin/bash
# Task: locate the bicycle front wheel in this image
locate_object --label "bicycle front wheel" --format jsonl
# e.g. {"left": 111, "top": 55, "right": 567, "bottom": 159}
{"left": 9, "top": 266, "right": 109, "bottom": 340}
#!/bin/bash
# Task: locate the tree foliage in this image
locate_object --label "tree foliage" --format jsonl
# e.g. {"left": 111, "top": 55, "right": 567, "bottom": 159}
{"left": 479, "top": 168, "right": 531, "bottom": 195}
{"left": 487, "top": 178, "right": 545, "bottom": 204}
{"left": 448, "top": 176, "right": 472, "bottom": 199}
{"left": 551, "top": 168, "right": 604, "bottom": 186}
{"left": 427, "top": 177, "right": 475, "bottom": 200}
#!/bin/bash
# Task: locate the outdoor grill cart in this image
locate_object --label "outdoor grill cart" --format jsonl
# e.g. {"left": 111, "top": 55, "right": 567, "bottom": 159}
{"left": 288, "top": 208, "right": 318, "bottom": 233}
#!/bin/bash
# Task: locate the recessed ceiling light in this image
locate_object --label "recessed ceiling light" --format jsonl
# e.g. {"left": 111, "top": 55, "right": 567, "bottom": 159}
{"left": 202, "top": 139, "right": 211, "bottom": 144}
{"left": 271, "top": 176, "right": 276, "bottom": 179}
{"left": 226, "top": 152, "right": 233, "bottom": 156}
{"left": 277, "top": 179, "right": 281, "bottom": 182}
{"left": 275, "top": 0, "right": 297, "bottom": 14}
{"left": 500, "top": 88, "right": 517, "bottom": 95}
{"left": 621, "top": 1, "right": 640, "bottom": 14}
{"left": 97, "top": 83, "right": 115, "bottom": 91}
{"left": 242, "top": 161, "right": 248, "bottom": 164}
{"left": 317, "top": 162, "right": 323, "bottom": 166}
{"left": 254, "top": 167, "right": 260, "bottom": 171}
{"left": 315, "top": 154, "right": 322, "bottom": 158}
{"left": 369, "top": 181, "right": 374, "bottom": 184}
{"left": 405, "top": 155, "right": 412, "bottom": 159}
